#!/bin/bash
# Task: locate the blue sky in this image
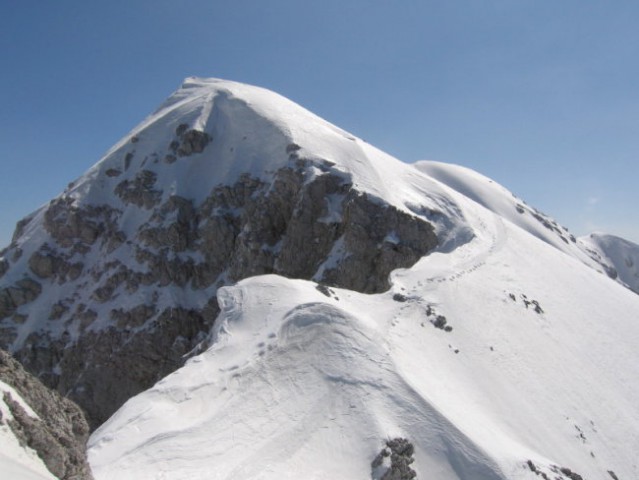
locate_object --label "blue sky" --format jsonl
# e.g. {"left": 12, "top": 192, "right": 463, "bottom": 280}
{"left": 1, "top": 1, "right": 638, "bottom": 246}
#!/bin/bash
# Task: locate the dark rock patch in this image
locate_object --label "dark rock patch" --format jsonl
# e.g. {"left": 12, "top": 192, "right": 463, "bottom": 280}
{"left": 371, "top": 437, "right": 417, "bottom": 480}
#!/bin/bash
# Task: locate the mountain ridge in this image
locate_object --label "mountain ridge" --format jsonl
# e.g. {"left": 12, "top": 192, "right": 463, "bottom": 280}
{"left": 0, "top": 77, "right": 467, "bottom": 428}
{"left": 0, "top": 78, "right": 637, "bottom": 479}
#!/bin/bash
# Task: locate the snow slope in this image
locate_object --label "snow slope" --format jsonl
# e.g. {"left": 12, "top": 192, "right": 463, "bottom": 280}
{"left": 579, "top": 233, "right": 639, "bottom": 293}
{"left": 67, "top": 77, "right": 467, "bottom": 231}
{"left": 89, "top": 159, "right": 639, "bottom": 479}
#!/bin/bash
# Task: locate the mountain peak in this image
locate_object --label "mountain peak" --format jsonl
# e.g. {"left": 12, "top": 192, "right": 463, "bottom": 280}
{"left": 1, "top": 79, "right": 638, "bottom": 480}
{"left": 0, "top": 78, "right": 468, "bottom": 428}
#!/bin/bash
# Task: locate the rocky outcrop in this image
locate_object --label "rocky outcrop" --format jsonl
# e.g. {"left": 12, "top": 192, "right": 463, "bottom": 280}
{"left": 170, "top": 124, "right": 211, "bottom": 158}
{"left": 1, "top": 155, "right": 438, "bottom": 429}
{"left": 0, "top": 80, "right": 441, "bottom": 432}
{"left": 43, "top": 198, "right": 119, "bottom": 248}
{"left": 0, "top": 257, "right": 8, "bottom": 278}
{"left": 0, "top": 277, "right": 42, "bottom": 322}
{"left": 14, "top": 303, "right": 217, "bottom": 428}
{"left": 29, "top": 246, "right": 84, "bottom": 282}
{"left": 371, "top": 438, "right": 417, "bottom": 480}
{"left": 114, "top": 169, "right": 162, "bottom": 208}
{"left": 0, "top": 348, "right": 93, "bottom": 480}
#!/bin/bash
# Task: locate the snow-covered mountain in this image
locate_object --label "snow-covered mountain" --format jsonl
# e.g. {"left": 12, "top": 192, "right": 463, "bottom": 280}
{"left": 1, "top": 78, "right": 638, "bottom": 480}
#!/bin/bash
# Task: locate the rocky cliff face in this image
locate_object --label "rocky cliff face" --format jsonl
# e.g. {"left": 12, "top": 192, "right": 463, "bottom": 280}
{"left": 0, "top": 348, "right": 93, "bottom": 480}
{"left": 0, "top": 79, "right": 449, "bottom": 429}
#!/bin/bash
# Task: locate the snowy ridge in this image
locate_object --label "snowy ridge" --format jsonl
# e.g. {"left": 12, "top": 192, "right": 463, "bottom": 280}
{"left": 0, "top": 77, "right": 473, "bottom": 432}
{"left": 1, "top": 77, "right": 638, "bottom": 479}
{"left": 89, "top": 174, "right": 639, "bottom": 479}
{"left": 415, "top": 160, "right": 639, "bottom": 291}
{"left": 71, "top": 77, "right": 465, "bottom": 225}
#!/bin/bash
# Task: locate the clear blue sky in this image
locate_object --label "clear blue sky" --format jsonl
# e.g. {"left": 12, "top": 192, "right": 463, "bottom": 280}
{"left": 1, "top": 1, "right": 638, "bottom": 246}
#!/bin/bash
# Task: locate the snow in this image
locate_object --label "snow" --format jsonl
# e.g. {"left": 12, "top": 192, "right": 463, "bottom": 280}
{"left": 88, "top": 168, "right": 639, "bottom": 479}
{"left": 4, "top": 78, "right": 472, "bottom": 351}
{"left": 579, "top": 232, "right": 639, "bottom": 293}
{"left": 0, "top": 380, "right": 39, "bottom": 420}
{"left": 4, "top": 77, "right": 638, "bottom": 479}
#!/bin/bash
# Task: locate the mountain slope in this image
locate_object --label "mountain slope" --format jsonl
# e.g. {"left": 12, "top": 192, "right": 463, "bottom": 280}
{"left": 88, "top": 181, "right": 639, "bottom": 479}
{"left": 1, "top": 78, "right": 637, "bottom": 480}
{"left": 579, "top": 233, "right": 639, "bottom": 293}
{"left": 0, "top": 78, "right": 469, "bottom": 428}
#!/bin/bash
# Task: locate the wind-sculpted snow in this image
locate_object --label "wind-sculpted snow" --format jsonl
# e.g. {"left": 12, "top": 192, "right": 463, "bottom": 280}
{"left": 1, "top": 78, "right": 638, "bottom": 479}
{"left": 90, "top": 172, "right": 639, "bottom": 479}
{"left": 89, "top": 277, "right": 506, "bottom": 480}
{"left": 0, "top": 78, "right": 461, "bottom": 428}
{"left": 89, "top": 204, "right": 639, "bottom": 478}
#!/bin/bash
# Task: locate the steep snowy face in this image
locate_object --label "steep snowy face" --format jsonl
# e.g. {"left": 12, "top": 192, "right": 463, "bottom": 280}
{"left": 0, "top": 78, "right": 469, "bottom": 428}
{"left": 579, "top": 233, "right": 639, "bottom": 293}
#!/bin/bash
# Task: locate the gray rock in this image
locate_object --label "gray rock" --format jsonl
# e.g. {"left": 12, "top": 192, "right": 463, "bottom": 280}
{"left": 44, "top": 198, "right": 119, "bottom": 248}
{"left": 0, "top": 348, "right": 93, "bottom": 480}
{"left": 1, "top": 158, "right": 438, "bottom": 430}
{"left": 12, "top": 299, "right": 217, "bottom": 430}
{"left": 0, "top": 257, "right": 8, "bottom": 278}
{"left": 371, "top": 437, "right": 417, "bottom": 480}
{"left": 29, "top": 251, "right": 55, "bottom": 278}
{"left": 168, "top": 125, "right": 211, "bottom": 158}
{"left": 114, "top": 170, "right": 162, "bottom": 208}
{"left": 0, "top": 277, "right": 42, "bottom": 320}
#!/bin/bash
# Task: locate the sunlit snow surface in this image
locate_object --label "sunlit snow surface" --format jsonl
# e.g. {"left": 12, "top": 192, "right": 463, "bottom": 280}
{"left": 7, "top": 77, "right": 632, "bottom": 480}
{"left": 88, "top": 145, "right": 639, "bottom": 479}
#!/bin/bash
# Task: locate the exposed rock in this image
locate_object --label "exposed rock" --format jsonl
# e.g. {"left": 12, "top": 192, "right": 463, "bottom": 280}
{"left": 139, "top": 196, "right": 197, "bottom": 251}
{"left": 49, "top": 301, "right": 70, "bottom": 321}
{"left": 320, "top": 192, "right": 436, "bottom": 293}
{"left": 11, "top": 214, "right": 36, "bottom": 244}
{"left": 190, "top": 162, "right": 436, "bottom": 293}
{"left": 44, "top": 198, "right": 119, "bottom": 248}
{"left": 28, "top": 247, "right": 84, "bottom": 283}
{"left": 114, "top": 169, "right": 162, "bottom": 208}
{"left": 110, "top": 304, "right": 156, "bottom": 329}
{"left": 2, "top": 157, "right": 439, "bottom": 429}
{"left": 0, "top": 277, "right": 42, "bottom": 319}
{"left": 0, "top": 257, "right": 8, "bottom": 278}
{"left": 371, "top": 437, "right": 417, "bottom": 480}
{"left": 0, "top": 348, "right": 93, "bottom": 480}
{"left": 29, "top": 251, "right": 55, "bottom": 278}
{"left": 169, "top": 125, "right": 211, "bottom": 158}
{"left": 13, "top": 301, "right": 217, "bottom": 429}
